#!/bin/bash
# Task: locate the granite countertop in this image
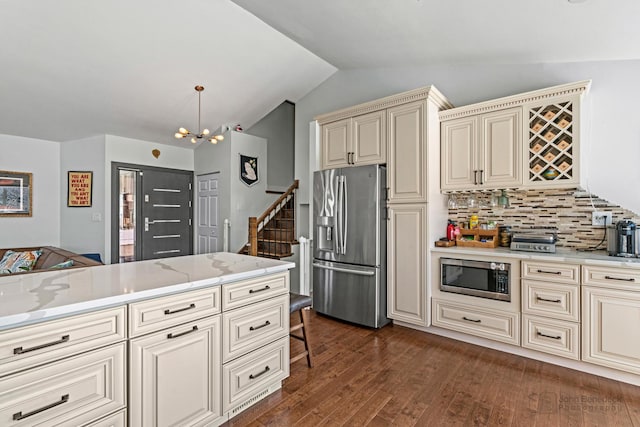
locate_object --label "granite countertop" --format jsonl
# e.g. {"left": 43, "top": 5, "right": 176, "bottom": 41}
{"left": 431, "top": 246, "right": 640, "bottom": 268}
{"left": 0, "top": 252, "right": 294, "bottom": 331}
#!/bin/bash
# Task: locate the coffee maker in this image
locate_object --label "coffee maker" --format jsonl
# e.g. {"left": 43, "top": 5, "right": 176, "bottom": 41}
{"left": 607, "top": 220, "right": 640, "bottom": 257}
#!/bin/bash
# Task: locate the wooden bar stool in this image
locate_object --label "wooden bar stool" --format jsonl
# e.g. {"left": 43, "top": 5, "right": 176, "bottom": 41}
{"left": 289, "top": 293, "right": 313, "bottom": 367}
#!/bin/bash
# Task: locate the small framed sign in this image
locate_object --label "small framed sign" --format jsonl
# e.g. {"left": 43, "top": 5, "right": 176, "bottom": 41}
{"left": 0, "top": 170, "right": 32, "bottom": 217}
{"left": 239, "top": 154, "right": 259, "bottom": 187}
{"left": 67, "top": 171, "right": 93, "bottom": 207}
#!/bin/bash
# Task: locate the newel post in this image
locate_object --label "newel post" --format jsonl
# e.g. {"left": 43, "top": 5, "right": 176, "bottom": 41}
{"left": 248, "top": 217, "right": 258, "bottom": 256}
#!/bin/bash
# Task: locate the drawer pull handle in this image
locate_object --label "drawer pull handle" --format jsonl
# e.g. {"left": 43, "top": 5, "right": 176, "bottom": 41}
{"left": 164, "top": 303, "right": 196, "bottom": 315}
{"left": 13, "top": 335, "right": 70, "bottom": 355}
{"left": 536, "top": 296, "right": 562, "bottom": 303}
{"left": 13, "top": 394, "right": 69, "bottom": 421}
{"left": 536, "top": 269, "right": 561, "bottom": 275}
{"left": 167, "top": 325, "right": 198, "bottom": 339}
{"left": 249, "top": 285, "right": 271, "bottom": 294}
{"left": 604, "top": 275, "right": 635, "bottom": 282}
{"left": 537, "top": 331, "right": 562, "bottom": 340}
{"left": 249, "top": 366, "right": 271, "bottom": 380}
{"left": 462, "top": 316, "right": 481, "bottom": 323}
{"left": 249, "top": 320, "right": 271, "bottom": 331}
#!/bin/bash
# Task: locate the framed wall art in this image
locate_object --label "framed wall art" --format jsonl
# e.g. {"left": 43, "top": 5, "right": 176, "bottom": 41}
{"left": 239, "top": 154, "right": 259, "bottom": 187}
{"left": 67, "top": 171, "right": 93, "bottom": 207}
{"left": 0, "top": 170, "right": 32, "bottom": 217}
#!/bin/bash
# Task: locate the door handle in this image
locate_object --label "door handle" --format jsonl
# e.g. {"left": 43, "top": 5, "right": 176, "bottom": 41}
{"left": 473, "top": 170, "right": 478, "bottom": 185}
{"left": 479, "top": 170, "right": 484, "bottom": 185}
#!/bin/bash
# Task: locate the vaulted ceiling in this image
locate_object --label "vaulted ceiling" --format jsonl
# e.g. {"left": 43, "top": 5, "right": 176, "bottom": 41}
{"left": 2, "top": 0, "right": 638, "bottom": 146}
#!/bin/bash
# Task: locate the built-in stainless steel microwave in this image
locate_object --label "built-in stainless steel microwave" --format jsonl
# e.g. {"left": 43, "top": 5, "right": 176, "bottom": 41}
{"left": 440, "top": 258, "right": 511, "bottom": 302}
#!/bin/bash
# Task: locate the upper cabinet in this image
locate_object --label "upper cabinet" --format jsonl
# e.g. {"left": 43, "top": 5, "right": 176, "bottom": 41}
{"left": 524, "top": 96, "right": 582, "bottom": 187}
{"left": 439, "top": 80, "right": 591, "bottom": 192}
{"left": 316, "top": 86, "right": 453, "bottom": 204}
{"left": 320, "top": 110, "right": 385, "bottom": 169}
{"left": 441, "top": 108, "right": 521, "bottom": 191}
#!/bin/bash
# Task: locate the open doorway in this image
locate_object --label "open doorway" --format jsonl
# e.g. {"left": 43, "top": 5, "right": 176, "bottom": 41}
{"left": 111, "top": 163, "right": 193, "bottom": 263}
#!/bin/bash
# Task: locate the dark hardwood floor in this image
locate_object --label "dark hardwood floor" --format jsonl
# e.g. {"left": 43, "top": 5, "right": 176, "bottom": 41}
{"left": 223, "top": 310, "right": 640, "bottom": 426}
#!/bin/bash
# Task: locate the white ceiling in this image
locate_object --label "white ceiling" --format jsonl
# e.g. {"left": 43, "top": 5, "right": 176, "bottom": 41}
{"left": 233, "top": 0, "right": 640, "bottom": 68}
{"left": 2, "top": 0, "right": 639, "bottom": 146}
{"left": 0, "top": 0, "right": 336, "bottom": 145}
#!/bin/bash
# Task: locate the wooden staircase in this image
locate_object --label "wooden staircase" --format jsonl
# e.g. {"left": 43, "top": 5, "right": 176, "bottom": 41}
{"left": 239, "top": 180, "right": 299, "bottom": 260}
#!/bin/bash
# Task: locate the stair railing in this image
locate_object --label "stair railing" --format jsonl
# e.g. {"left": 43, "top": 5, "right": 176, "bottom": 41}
{"left": 247, "top": 180, "right": 299, "bottom": 257}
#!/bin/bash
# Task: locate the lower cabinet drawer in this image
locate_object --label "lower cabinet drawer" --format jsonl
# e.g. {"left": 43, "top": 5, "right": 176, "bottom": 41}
{"left": 222, "top": 336, "right": 289, "bottom": 414}
{"left": 522, "top": 315, "right": 580, "bottom": 360}
{"left": 432, "top": 299, "right": 519, "bottom": 345}
{"left": 129, "top": 287, "right": 221, "bottom": 338}
{"left": 223, "top": 294, "right": 289, "bottom": 362}
{"left": 0, "top": 306, "right": 126, "bottom": 378}
{"left": 522, "top": 279, "right": 580, "bottom": 322}
{"left": 86, "top": 409, "right": 126, "bottom": 427}
{"left": 0, "top": 342, "right": 126, "bottom": 427}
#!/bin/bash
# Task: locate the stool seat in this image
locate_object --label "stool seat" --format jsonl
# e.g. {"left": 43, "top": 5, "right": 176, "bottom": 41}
{"left": 290, "top": 293, "right": 312, "bottom": 313}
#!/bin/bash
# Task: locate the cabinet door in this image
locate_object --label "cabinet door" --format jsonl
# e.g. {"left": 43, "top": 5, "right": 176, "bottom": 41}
{"left": 320, "top": 119, "right": 351, "bottom": 169}
{"left": 479, "top": 107, "right": 522, "bottom": 188}
{"left": 441, "top": 116, "right": 477, "bottom": 191}
{"left": 129, "top": 316, "right": 222, "bottom": 427}
{"left": 387, "top": 101, "right": 426, "bottom": 203}
{"left": 352, "top": 110, "right": 385, "bottom": 166}
{"left": 387, "top": 204, "right": 427, "bottom": 326}
{"left": 582, "top": 286, "right": 640, "bottom": 375}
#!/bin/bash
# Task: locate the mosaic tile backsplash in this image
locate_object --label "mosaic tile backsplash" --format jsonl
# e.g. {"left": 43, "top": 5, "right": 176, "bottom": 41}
{"left": 447, "top": 188, "right": 640, "bottom": 250}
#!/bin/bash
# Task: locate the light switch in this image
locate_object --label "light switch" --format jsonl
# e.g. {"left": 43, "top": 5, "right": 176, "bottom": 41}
{"left": 92, "top": 213, "right": 102, "bottom": 222}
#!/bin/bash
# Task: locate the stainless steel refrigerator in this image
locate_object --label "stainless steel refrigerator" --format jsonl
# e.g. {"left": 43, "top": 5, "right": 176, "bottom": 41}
{"left": 312, "top": 164, "right": 389, "bottom": 328}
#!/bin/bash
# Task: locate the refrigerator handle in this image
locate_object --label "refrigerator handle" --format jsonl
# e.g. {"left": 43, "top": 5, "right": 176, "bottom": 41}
{"left": 312, "top": 263, "right": 375, "bottom": 276}
{"left": 336, "top": 175, "right": 343, "bottom": 254}
{"left": 342, "top": 175, "right": 348, "bottom": 255}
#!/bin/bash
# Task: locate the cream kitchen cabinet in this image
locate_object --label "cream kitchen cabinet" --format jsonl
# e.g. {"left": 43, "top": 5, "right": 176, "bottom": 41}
{"left": 432, "top": 298, "right": 520, "bottom": 345}
{"left": 316, "top": 86, "right": 452, "bottom": 328}
{"left": 582, "top": 265, "right": 640, "bottom": 375}
{"left": 441, "top": 107, "right": 521, "bottom": 191}
{"left": 320, "top": 110, "right": 385, "bottom": 169}
{"left": 439, "top": 80, "right": 591, "bottom": 192}
{"left": 129, "top": 316, "right": 222, "bottom": 427}
{"left": 0, "top": 307, "right": 127, "bottom": 427}
{"left": 0, "top": 343, "right": 126, "bottom": 427}
{"left": 521, "top": 260, "right": 581, "bottom": 360}
{"left": 386, "top": 101, "right": 428, "bottom": 203}
{"left": 387, "top": 204, "right": 427, "bottom": 326}
{"left": 221, "top": 272, "right": 290, "bottom": 417}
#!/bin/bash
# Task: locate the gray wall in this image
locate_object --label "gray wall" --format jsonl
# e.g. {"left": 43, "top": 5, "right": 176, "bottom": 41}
{"left": 60, "top": 135, "right": 106, "bottom": 259}
{"left": 246, "top": 101, "right": 295, "bottom": 191}
{"left": 194, "top": 130, "right": 273, "bottom": 252}
{"left": 295, "top": 60, "right": 640, "bottom": 218}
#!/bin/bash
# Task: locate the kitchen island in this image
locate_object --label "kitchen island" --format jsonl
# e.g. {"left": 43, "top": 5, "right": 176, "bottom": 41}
{"left": 0, "top": 252, "right": 294, "bottom": 426}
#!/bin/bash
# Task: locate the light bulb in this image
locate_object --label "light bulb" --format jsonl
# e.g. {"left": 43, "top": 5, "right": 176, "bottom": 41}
{"left": 215, "top": 134, "right": 224, "bottom": 141}
{"left": 191, "top": 137, "right": 197, "bottom": 143}
{"left": 202, "top": 129, "right": 210, "bottom": 135}
{"left": 210, "top": 139, "right": 218, "bottom": 144}
{"left": 179, "top": 127, "right": 188, "bottom": 135}
{"left": 174, "top": 133, "right": 184, "bottom": 139}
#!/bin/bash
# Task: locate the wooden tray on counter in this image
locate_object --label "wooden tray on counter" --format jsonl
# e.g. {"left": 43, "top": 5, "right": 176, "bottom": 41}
{"left": 455, "top": 227, "right": 499, "bottom": 248}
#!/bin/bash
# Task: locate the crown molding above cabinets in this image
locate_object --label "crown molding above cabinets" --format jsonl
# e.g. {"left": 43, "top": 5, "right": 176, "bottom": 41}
{"left": 440, "top": 80, "right": 592, "bottom": 192}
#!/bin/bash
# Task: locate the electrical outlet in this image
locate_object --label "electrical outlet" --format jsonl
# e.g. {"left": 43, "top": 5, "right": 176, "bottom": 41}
{"left": 592, "top": 211, "right": 612, "bottom": 226}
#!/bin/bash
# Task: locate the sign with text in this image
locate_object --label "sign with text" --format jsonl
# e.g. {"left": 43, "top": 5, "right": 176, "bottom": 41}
{"left": 67, "top": 171, "right": 93, "bottom": 207}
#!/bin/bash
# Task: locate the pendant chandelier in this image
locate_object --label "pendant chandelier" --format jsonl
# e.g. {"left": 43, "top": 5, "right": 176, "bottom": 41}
{"left": 174, "top": 85, "right": 224, "bottom": 144}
